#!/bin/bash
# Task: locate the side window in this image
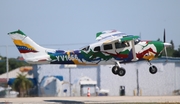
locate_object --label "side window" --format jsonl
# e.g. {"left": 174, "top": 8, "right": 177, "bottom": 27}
{"left": 115, "top": 41, "right": 129, "bottom": 49}
{"left": 104, "top": 44, "right": 112, "bottom": 50}
{"left": 94, "top": 46, "right": 100, "bottom": 52}
{"left": 115, "top": 42, "right": 122, "bottom": 49}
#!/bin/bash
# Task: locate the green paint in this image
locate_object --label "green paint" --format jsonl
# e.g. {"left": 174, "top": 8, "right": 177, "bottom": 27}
{"left": 8, "top": 30, "right": 26, "bottom": 36}
{"left": 120, "top": 35, "right": 139, "bottom": 42}
{"left": 49, "top": 54, "right": 58, "bottom": 61}
{"left": 148, "top": 41, "right": 164, "bottom": 53}
{"left": 81, "top": 49, "right": 112, "bottom": 61}
{"left": 119, "top": 49, "right": 130, "bottom": 54}
{"left": 96, "top": 32, "right": 103, "bottom": 38}
{"left": 91, "top": 51, "right": 112, "bottom": 61}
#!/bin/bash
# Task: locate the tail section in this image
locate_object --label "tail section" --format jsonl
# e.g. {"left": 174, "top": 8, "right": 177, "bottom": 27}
{"left": 8, "top": 30, "right": 52, "bottom": 64}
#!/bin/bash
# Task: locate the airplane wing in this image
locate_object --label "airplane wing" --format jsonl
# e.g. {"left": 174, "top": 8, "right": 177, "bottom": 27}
{"left": 99, "top": 34, "right": 140, "bottom": 45}
{"left": 96, "top": 30, "right": 139, "bottom": 43}
{"left": 96, "top": 30, "right": 125, "bottom": 41}
{"left": 120, "top": 35, "right": 139, "bottom": 42}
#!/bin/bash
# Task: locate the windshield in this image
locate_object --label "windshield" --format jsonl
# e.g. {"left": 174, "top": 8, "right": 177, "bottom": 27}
{"left": 134, "top": 38, "right": 140, "bottom": 45}
{"left": 81, "top": 46, "right": 90, "bottom": 51}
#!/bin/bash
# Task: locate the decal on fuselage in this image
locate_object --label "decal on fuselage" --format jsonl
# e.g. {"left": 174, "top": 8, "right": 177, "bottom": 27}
{"left": 55, "top": 54, "right": 78, "bottom": 61}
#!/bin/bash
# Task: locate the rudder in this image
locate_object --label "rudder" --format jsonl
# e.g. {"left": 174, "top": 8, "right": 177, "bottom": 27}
{"left": 8, "top": 30, "right": 51, "bottom": 64}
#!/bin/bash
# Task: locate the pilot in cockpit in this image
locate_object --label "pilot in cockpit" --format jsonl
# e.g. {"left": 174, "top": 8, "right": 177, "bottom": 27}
{"left": 122, "top": 41, "right": 129, "bottom": 47}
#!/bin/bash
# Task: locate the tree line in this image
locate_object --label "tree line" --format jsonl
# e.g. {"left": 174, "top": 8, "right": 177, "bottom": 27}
{"left": 0, "top": 56, "right": 30, "bottom": 75}
{"left": 157, "top": 39, "right": 180, "bottom": 57}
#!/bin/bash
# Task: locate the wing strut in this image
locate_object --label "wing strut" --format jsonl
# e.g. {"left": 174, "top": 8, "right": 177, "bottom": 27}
{"left": 131, "top": 40, "right": 138, "bottom": 61}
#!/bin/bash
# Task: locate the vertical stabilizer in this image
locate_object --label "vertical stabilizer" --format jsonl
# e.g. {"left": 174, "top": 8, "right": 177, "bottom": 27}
{"left": 8, "top": 30, "right": 51, "bottom": 64}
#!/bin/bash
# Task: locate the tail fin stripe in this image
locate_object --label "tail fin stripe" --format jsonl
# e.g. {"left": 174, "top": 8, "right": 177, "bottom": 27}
{"left": 13, "top": 39, "right": 36, "bottom": 50}
{"left": 16, "top": 45, "right": 38, "bottom": 53}
{"left": 8, "top": 30, "right": 52, "bottom": 63}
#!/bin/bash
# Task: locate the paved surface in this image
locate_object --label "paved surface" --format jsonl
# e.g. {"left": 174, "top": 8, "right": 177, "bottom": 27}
{"left": 0, "top": 96, "right": 180, "bottom": 104}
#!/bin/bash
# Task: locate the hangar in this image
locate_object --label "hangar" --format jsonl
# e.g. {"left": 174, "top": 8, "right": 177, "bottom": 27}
{"left": 0, "top": 57, "right": 180, "bottom": 97}
{"left": 32, "top": 57, "right": 180, "bottom": 96}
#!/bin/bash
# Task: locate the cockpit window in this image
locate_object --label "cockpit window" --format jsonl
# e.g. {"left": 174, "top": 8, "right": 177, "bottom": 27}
{"left": 115, "top": 42, "right": 122, "bottom": 49}
{"left": 115, "top": 41, "right": 129, "bottom": 49}
{"left": 94, "top": 46, "right": 100, "bottom": 52}
{"left": 82, "top": 46, "right": 90, "bottom": 51}
{"left": 134, "top": 39, "right": 140, "bottom": 45}
{"left": 104, "top": 44, "right": 113, "bottom": 50}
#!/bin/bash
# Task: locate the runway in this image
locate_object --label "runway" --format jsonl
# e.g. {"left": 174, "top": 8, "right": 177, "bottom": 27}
{"left": 0, "top": 96, "right": 180, "bottom": 104}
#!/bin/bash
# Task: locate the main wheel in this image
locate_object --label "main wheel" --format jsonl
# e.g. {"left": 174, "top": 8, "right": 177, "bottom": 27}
{"left": 149, "top": 65, "right": 157, "bottom": 74}
{"left": 112, "top": 66, "right": 119, "bottom": 75}
{"left": 117, "top": 67, "right": 126, "bottom": 76}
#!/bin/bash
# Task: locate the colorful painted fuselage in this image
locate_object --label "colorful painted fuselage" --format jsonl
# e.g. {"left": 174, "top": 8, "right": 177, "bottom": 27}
{"left": 46, "top": 40, "right": 164, "bottom": 65}
{"left": 8, "top": 30, "right": 165, "bottom": 65}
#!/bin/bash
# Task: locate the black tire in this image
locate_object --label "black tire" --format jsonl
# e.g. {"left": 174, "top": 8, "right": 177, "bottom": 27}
{"left": 149, "top": 65, "right": 157, "bottom": 74}
{"left": 118, "top": 67, "right": 126, "bottom": 76}
{"left": 112, "top": 66, "right": 119, "bottom": 75}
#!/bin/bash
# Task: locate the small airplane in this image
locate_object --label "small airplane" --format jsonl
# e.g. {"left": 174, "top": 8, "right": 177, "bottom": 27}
{"left": 8, "top": 29, "right": 171, "bottom": 76}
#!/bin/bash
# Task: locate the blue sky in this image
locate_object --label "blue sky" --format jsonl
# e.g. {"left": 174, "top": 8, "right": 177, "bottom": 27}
{"left": 0, "top": 0, "right": 180, "bottom": 58}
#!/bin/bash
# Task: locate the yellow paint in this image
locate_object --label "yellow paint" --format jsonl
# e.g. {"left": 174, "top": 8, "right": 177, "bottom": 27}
{"left": 13, "top": 39, "right": 36, "bottom": 50}
{"left": 103, "top": 40, "right": 111, "bottom": 44}
{"left": 72, "top": 59, "right": 86, "bottom": 65}
{"left": 66, "top": 51, "right": 70, "bottom": 57}
{"left": 72, "top": 59, "right": 97, "bottom": 65}
{"left": 143, "top": 51, "right": 155, "bottom": 61}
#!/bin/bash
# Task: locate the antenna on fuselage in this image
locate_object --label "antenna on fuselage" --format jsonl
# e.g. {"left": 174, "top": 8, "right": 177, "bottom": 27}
{"left": 139, "top": 32, "right": 141, "bottom": 39}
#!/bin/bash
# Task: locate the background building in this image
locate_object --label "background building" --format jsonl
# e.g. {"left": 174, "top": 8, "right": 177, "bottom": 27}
{"left": 1, "top": 58, "right": 179, "bottom": 97}
{"left": 32, "top": 58, "right": 180, "bottom": 96}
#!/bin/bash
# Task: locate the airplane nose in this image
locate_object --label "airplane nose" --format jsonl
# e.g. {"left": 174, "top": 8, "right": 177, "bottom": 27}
{"left": 163, "top": 43, "right": 172, "bottom": 47}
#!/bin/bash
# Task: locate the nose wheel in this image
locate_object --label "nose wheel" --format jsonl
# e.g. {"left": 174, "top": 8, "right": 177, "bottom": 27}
{"left": 112, "top": 66, "right": 126, "bottom": 76}
{"left": 149, "top": 65, "right": 157, "bottom": 74}
{"left": 148, "top": 60, "right": 158, "bottom": 74}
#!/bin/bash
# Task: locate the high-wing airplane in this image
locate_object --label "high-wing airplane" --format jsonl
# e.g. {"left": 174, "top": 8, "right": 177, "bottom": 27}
{"left": 8, "top": 30, "right": 171, "bottom": 76}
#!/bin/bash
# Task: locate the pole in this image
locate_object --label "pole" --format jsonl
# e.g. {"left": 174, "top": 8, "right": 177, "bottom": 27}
{"left": 136, "top": 68, "right": 139, "bottom": 96}
{"left": 6, "top": 45, "right": 9, "bottom": 82}
{"left": 6, "top": 45, "right": 9, "bottom": 97}
{"left": 97, "top": 65, "right": 101, "bottom": 89}
{"left": 69, "top": 68, "right": 71, "bottom": 96}
{"left": 64, "top": 65, "right": 76, "bottom": 96}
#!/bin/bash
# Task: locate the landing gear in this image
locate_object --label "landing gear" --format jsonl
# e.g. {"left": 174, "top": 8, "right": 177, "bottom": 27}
{"left": 148, "top": 61, "right": 158, "bottom": 74}
{"left": 112, "top": 66, "right": 126, "bottom": 76}
{"left": 149, "top": 65, "right": 157, "bottom": 74}
{"left": 117, "top": 67, "right": 126, "bottom": 76}
{"left": 112, "top": 66, "right": 119, "bottom": 75}
{"left": 112, "top": 62, "right": 126, "bottom": 76}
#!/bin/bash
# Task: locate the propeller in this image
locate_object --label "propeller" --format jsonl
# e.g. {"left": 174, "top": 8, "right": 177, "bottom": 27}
{"left": 163, "top": 29, "right": 171, "bottom": 61}
{"left": 164, "top": 29, "right": 168, "bottom": 60}
{"left": 163, "top": 29, "right": 166, "bottom": 43}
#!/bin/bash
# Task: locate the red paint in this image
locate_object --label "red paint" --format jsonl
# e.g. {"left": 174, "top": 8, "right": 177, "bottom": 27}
{"left": 103, "top": 51, "right": 128, "bottom": 58}
{"left": 19, "top": 50, "right": 38, "bottom": 53}
{"left": 136, "top": 48, "right": 156, "bottom": 59}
